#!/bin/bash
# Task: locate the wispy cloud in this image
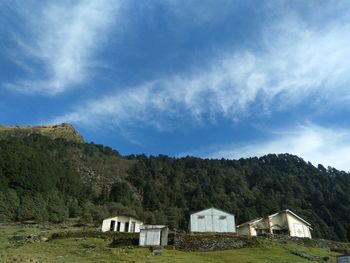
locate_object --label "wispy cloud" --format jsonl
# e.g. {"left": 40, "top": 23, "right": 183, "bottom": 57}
{"left": 206, "top": 124, "right": 350, "bottom": 172}
{"left": 53, "top": 10, "right": 350, "bottom": 128}
{"left": 4, "top": 0, "right": 121, "bottom": 95}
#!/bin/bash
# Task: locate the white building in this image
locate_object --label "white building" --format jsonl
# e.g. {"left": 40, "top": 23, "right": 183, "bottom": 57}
{"left": 101, "top": 215, "right": 143, "bottom": 233}
{"left": 139, "top": 225, "right": 169, "bottom": 246}
{"left": 189, "top": 207, "right": 236, "bottom": 233}
{"left": 237, "top": 209, "right": 312, "bottom": 238}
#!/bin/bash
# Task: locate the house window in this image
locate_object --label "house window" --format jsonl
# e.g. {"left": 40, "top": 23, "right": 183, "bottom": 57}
{"left": 198, "top": 215, "right": 205, "bottom": 219}
{"left": 272, "top": 229, "right": 288, "bottom": 235}
{"left": 117, "top": 222, "right": 121, "bottom": 232}
{"left": 219, "top": 216, "right": 226, "bottom": 220}
{"left": 256, "top": 229, "right": 266, "bottom": 236}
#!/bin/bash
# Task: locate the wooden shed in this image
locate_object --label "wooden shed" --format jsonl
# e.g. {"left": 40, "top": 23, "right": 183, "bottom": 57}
{"left": 139, "top": 225, "right": 169, "bottom": 246}
{"left": 189, "top": 208, "right": 236, "bottom": 233}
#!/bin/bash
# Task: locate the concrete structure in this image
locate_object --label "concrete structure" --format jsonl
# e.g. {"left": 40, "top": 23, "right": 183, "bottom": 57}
{"left": 189, "top": 208, "right": 236, "bottom": 233}
{"left": 101, "top": 215, "right": 143, "bottom": 233}
{"left": 139, "top": 225, "right": 169, "bottom": 246}
{"left": 237, "top": 209, "right": 312, "bottom": 238}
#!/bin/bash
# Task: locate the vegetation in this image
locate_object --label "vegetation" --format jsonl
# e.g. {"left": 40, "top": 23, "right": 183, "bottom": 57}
{"left": 0, "top": 123, "right": 84, "bottom": 143}
{"left": 0, "top": 129, "right": 349, "bottom": 242}
{"left": 0, "top": 224, "right": 343, "bottom": 263}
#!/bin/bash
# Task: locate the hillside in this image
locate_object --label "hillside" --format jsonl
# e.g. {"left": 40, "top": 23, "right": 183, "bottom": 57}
{"left": 0, "top": 125, "right": 349, "bottom": 242}
{"left": 0, "top": 123, "right": 84, "bottom": 143}
{"left": 0, "top": 224, "right": 348, "bottom": 262}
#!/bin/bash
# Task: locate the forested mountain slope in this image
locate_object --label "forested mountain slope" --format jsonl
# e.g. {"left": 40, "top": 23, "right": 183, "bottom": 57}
{"left": 0, "top": 133, "right": 349, "bottom": 242}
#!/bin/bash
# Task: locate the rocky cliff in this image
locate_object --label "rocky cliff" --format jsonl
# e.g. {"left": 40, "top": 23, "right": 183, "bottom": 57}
{"left": 0, "top": 123, "right": 84, "bottom": 143}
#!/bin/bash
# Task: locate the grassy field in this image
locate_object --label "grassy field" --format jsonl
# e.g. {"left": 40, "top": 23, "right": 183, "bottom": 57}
{"left": 0, "top": 224, "right": 342, "bottom": 263}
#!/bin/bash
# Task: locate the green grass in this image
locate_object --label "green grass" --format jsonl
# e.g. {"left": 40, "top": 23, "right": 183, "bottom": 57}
{"left": 0, "top": 224, "right": 342, "bottom": 263}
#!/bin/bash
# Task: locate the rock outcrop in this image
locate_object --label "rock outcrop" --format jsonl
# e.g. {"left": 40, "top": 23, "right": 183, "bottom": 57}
{"left": 0, "top": 123, "right": 84, "bottom": 143}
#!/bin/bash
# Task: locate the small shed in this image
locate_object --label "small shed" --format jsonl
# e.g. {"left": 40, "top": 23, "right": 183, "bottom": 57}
{"left": 139, "top": 225, "right": 169, "bottom": 247}
{"left": 189, "top": 207, "right": 236, "bottom": 233}
{"left": 101, "top": 215, "right": 143, "bottom": 233}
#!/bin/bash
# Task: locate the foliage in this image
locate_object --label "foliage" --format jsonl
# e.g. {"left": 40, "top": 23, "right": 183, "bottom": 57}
{"left": 0, "top": 225, "right": 343, "bottom": 263}
{"left": 0, "top": 134, "right": 350, "bottom": 242}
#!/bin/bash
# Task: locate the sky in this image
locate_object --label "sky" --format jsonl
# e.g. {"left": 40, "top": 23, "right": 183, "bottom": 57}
{"left": 1, "top": 0, "right": 350, "bottom": 171}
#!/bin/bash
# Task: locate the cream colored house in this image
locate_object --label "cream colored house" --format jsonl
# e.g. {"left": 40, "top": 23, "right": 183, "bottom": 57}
{"left": 101, "top": 215, "right": 143, "bottom": 233}
{"left": 237, "top": 209, "right": 312, "bottom": 238}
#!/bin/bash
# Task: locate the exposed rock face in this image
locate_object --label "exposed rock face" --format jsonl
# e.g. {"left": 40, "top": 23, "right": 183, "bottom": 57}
{"left": 0, "top": 123, "right": 84, "bottom": 143}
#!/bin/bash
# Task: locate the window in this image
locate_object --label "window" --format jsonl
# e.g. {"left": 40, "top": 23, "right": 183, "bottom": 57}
{"left": 219, "top": 216, "right": 226, "bottom": 220}
{"left": 272, "top": 229, "right": 288, "bottom": 235}
{"left": 198, "top": 215, "right": 205, "bottom": 219}
{"left": 256, "top": 229, "right": 266, "bottom": 236}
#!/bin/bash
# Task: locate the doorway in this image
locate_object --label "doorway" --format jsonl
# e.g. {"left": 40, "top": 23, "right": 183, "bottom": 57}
{"left": 110, "top": 220, "right": 115, "bottom": 231}
{"left": 125, "top": 222, "right": 129, "bottom": 232}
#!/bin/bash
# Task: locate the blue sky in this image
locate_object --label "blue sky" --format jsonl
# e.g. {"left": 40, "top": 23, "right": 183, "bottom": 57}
{"left": 2, "top": 0, "right": 350, "bottom": 171}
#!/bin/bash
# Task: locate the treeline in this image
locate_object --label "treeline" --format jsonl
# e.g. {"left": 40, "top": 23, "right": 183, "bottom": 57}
{"left": 126, "top": 154, "right": 350, "bottom": 241}
{"left": 0, "top": 135, "right": 141, "bottom": 225}
{"left": 0, "top": 135, "right": 349, "bottom": 242}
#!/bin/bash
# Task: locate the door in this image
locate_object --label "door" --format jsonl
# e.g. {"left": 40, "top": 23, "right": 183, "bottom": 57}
{"left": 139, "top": 231, "right": 146, "bottom": 246}
{"left": 110, "top": 220, "right": 115, "bottom": 231}
{"left": 116, "top": 222, "right": 121, "bottom": 232}
{"left": 125, "top": 222, "right": 130, "bottom": 232}
{"left": 130, "top": 222, "right": 136, "bottom": 232}
{"left": 219, "top": 216, "right": 228, "bottom": 232}
{"left": 197, "top": 216, "right": 206, "bottom": 232}
{"left": 146, "top": 229, "right": 160, "bottom": 246}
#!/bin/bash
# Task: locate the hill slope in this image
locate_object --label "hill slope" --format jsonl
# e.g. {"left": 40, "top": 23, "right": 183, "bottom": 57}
{"left": 0, "top": 126, "right": 349, "bottom": 242}
{"left": 0, "top": 224, "right": 347, "bottom": 262}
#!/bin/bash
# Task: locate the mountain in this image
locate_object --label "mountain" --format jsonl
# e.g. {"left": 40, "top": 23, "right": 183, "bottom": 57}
{"left": 0, "top": 123, "right": 84, "bottom": 143}
{"left": 0, "top": 124, "right": 349, "bottom": 242}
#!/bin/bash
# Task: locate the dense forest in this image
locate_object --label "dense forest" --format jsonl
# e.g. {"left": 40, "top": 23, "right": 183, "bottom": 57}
{"left": 0, "top": 134, "right": 349, "bottom": 242}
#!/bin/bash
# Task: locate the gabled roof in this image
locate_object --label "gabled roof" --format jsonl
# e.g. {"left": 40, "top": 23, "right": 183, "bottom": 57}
{"left": 190, "top": 207, "right": 235, "bottom": 217}
{"left": 270, "top": 209, "right": 311, "bottom": 226}
{"left": 103, "top": 214, "right": 142, "bottom": 221}
{"left": 237, "top": 217, "right": 264, "bottom": 228}
{"left": 140, "top": 225, "right": 168, "bottom": 230}
{"left": 237, "top": 209, "right": 312, "bottom": 228}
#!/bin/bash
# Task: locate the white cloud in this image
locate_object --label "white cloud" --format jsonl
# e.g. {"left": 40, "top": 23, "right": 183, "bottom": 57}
{"left": 53, "top": 12, "right": 350, "bottom": 128}
{"left": 206, "top": 124, "right": 350, "bottom": 172}
{"left": 4, "top": 0, "right": 121, "bottom": 95}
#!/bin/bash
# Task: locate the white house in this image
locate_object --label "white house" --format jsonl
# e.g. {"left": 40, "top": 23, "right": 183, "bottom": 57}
{"left": 189, "top": 207, "right": 236, "bottom": 233}
{"left": 139, "top": 225, "right": 169, "bottom": 246}
{"left": 101, "top": 215, "right": 143, "bottom": 233}
{"left": 237, "top": 209, "right": 312, "bottom": 238}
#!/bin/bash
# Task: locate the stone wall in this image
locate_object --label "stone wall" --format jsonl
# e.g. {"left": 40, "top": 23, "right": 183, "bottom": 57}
{"left": 172, "top": 233, "right": 259, "bottom": 251}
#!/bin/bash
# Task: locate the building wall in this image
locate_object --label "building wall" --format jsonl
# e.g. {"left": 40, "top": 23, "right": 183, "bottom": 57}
{"left": 190, "top": 208, "right": 236, "bottom": 233}
{"left": 139, "top": 229, "right": 161, "bottom": 246}
{"left": 270, "top": 213, "right": 287, "bottom": 229}
{"left": 238, "top": 212, "right": 312, "bottom": 238}
{"left": 139, "top": 226, "right": 169, "bottom": 246}
{"left": 286, "top": 213, "right": 312, "bottom": 238}
{"left": 237, "top": 225, "right": 250, "bottom": 236}
{"left": 238, "top": 220, "right": 268, "bottom": 237}
{"left": 101, "top": 216, "right": 143, "bottom": 233}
